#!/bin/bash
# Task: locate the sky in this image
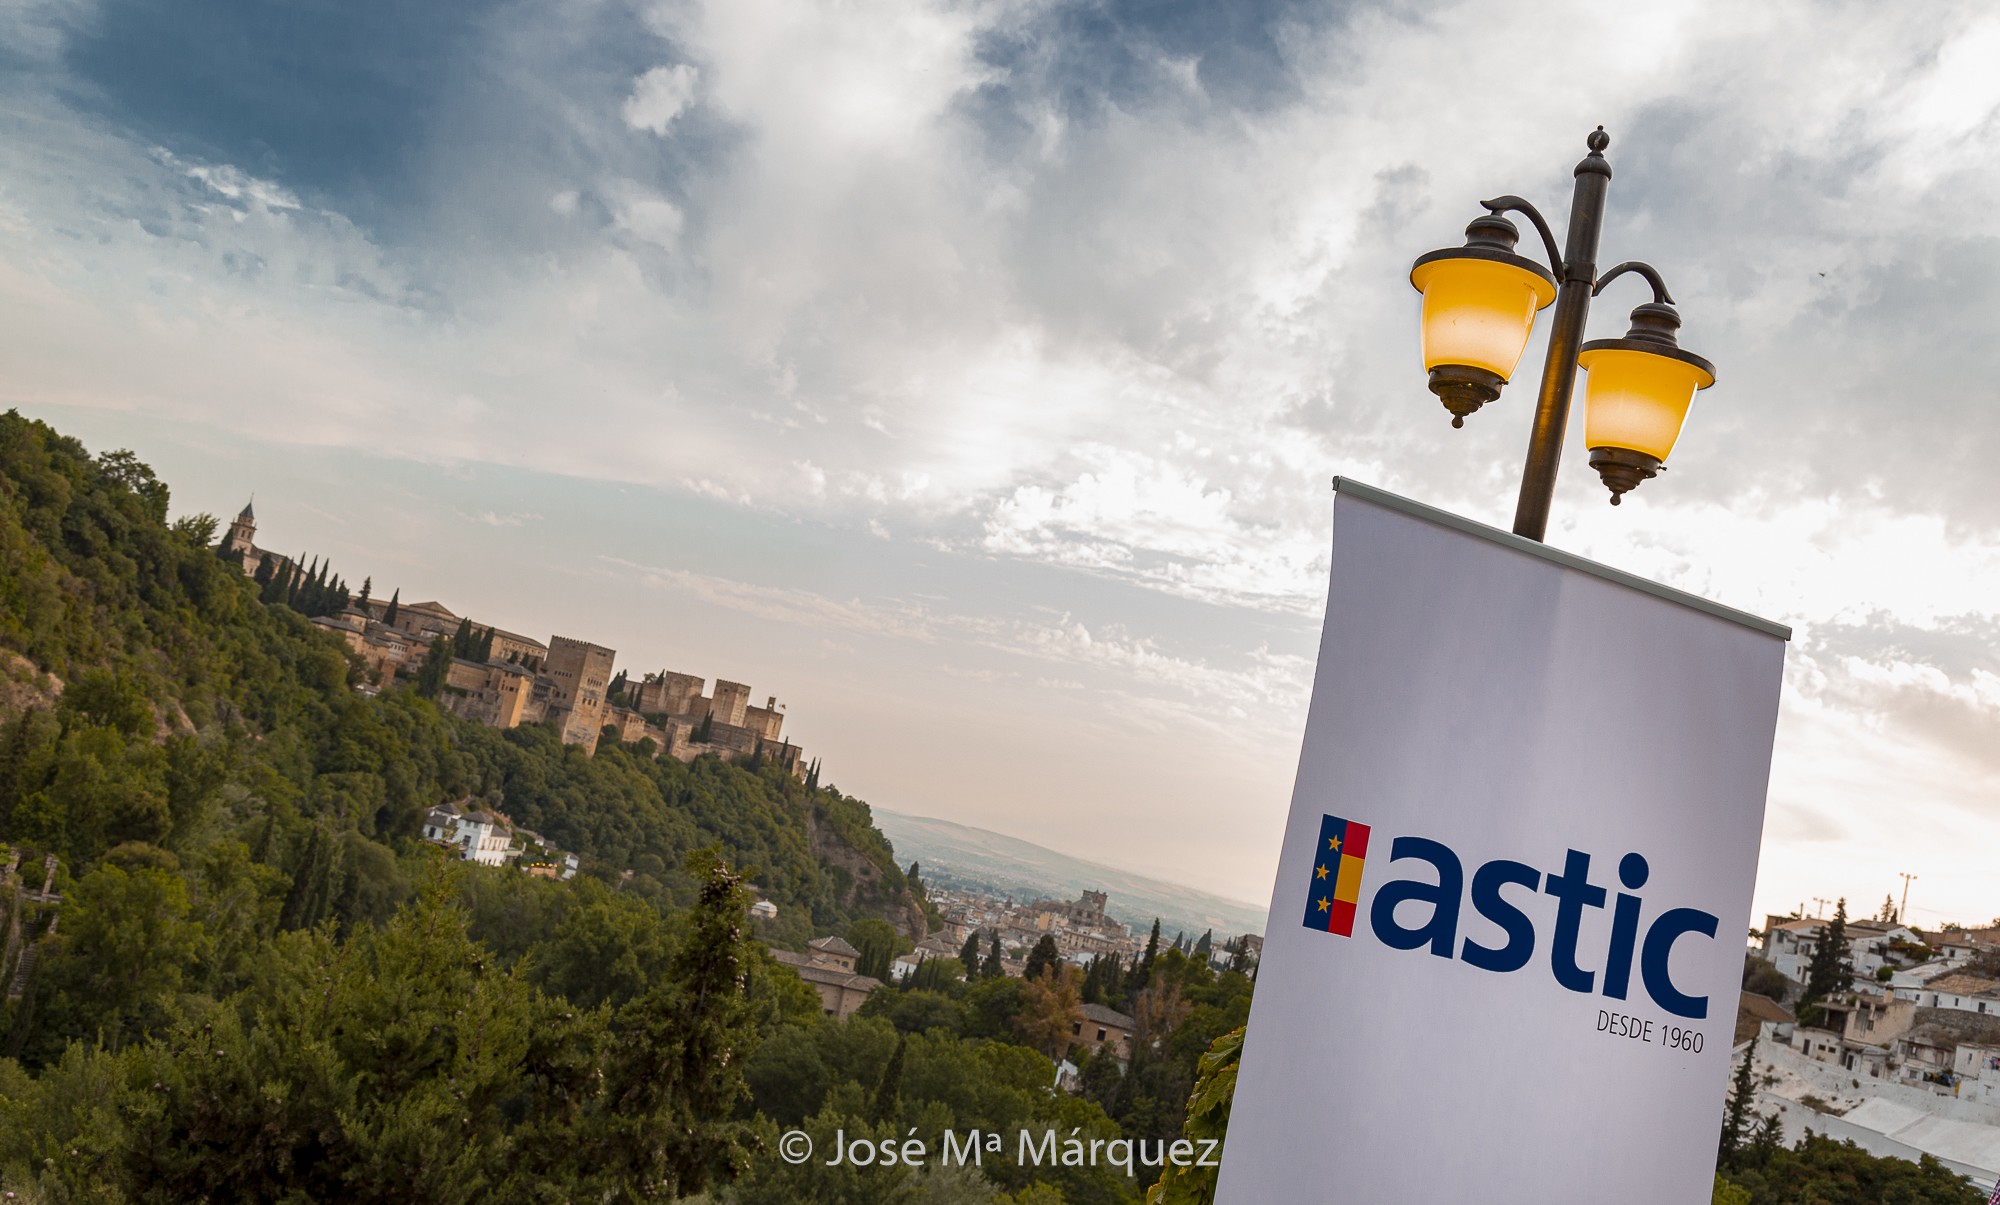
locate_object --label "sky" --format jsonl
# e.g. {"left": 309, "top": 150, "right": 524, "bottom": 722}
{"left": 3, "top": 0, "right": 1999, "bottom": 930}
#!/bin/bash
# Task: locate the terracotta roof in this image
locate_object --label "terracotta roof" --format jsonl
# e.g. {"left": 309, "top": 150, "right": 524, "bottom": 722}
{"left": 1735, "top": 991, "right": 1795, "bottom": 1045}
{"left": 769, "top": 948, "right": 879, "bottom": 991}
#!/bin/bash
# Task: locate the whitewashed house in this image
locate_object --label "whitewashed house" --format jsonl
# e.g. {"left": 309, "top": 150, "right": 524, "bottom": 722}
{"left": 422, "top": 799, "right": 521, "bottom": 867}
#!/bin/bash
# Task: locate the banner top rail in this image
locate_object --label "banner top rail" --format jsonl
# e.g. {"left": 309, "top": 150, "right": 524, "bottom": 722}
{"left": 1330, "top": 476, "right": 1792, "bottom": 642}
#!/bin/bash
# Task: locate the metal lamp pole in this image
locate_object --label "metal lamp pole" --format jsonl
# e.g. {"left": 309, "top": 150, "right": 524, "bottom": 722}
{"left": 1505, "top": 128, "right": 1611, "bottom": 541}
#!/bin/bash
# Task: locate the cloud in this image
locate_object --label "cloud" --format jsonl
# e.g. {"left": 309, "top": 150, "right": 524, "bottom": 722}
{"left": 10, "top": 0, "right": 2000, "bottom": 914}
{"left": 594, "top": 555, "right": 1313, "bottom": 735}
{"left": 622, "top": 64, "right": 699, "bottom": 135}
{"left": 606, "top": 181, "right": 685, "bottom": 249}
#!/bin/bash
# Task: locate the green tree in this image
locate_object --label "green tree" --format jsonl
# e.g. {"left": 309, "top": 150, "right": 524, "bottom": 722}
{"left": 982, "top": 933, "right": 1004, "bottom": 979}
{"left": 1024, "top": 933, "right": 1060, "bottom": 982}
{"left": 959, "top": 931, "right": 982, "bottom": 978}
{"left": 594, "top": 849, "right": 763, "bottom": 1198}
{"left": 383, "top": 587, "right": 400, "bottom": 625}
{"left": 1146, "top": 1026, "right": 1242, "bottom": 1205}
{"left": 15, "top": 860, "right": 210, "bottom": 1060}
{"left": 873, "top": 1033, "right": 906, "bottom": 1122}
{"left": 1798, "top": 898, "right": 1852, "bottom": 1023}
{"left": 848, "top": 918, "right": 901, "bottom": 981}
{"left": 1718, "top": 1034, "right": 1758, "bottom": 1171}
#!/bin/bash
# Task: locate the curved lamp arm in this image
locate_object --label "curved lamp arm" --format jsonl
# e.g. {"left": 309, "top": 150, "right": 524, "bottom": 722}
{"left": 1592, "top": 260, "right": 1675, "bottom": 305}
{"left": 1480, "top": 195, "right": 1565, "bottom": 278}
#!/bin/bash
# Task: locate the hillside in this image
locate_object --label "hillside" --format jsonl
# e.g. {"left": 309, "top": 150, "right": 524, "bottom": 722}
{"left": 874, "top": 808, "right": 1268, "bottom": 941}
{"left": 0, "top": 410, "right": 1195, "bottom": 1204}
{"left": 0, "top": 411, "right": 917, "bottom": 959}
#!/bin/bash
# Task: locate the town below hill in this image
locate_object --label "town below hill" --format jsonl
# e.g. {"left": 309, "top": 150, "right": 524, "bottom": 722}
{"left": 873, "top": 808, "right": 1267, "bottom": 943}
{"left": 1733, "top": 902, "right": 2000, "bottom": 1193}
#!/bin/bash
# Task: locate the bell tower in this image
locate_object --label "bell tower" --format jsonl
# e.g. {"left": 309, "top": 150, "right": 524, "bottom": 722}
{"left": 222, "top": 499, "right": 257, "bottom": 567}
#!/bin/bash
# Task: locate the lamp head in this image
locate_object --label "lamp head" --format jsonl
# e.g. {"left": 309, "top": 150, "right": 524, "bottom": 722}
{"left": 1410, "top": 211, "right": 1557, "bottom": 427}
{"left": 1578, "top": 286, "right": 1715, "bottom": 504}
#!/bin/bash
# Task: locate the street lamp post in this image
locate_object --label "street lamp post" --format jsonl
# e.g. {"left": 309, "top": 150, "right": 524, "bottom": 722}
{"left": 1409, "top": 127, "right": 1716, "bottom": 542}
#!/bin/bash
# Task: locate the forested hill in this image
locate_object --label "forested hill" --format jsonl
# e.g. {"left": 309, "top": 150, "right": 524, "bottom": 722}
{"left": 0, "top": 410, "right": 916, "bottom": 950}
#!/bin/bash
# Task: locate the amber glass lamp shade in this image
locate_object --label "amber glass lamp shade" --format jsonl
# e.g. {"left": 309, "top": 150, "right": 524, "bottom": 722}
{"left": 1409, "top": 216, "right": 1557, "bottom": 427}
{"left": 1577, "top": 305, "right": 1715, "bottom": 504}
{"left": 1412, "top": 255, "right": 1556, "bottom": 379}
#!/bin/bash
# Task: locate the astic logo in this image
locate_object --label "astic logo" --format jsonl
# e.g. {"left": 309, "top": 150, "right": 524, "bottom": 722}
{"left": 1297, "top": 811, "right": 1724, "bottom": 1020}
{"left": 1302, "top": 814, "right": 1371, "bottom": 937}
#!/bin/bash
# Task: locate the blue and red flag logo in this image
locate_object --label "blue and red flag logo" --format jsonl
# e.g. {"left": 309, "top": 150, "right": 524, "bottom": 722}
{"left": 1302, "top": 814, "right": 1370, "bottom": 937}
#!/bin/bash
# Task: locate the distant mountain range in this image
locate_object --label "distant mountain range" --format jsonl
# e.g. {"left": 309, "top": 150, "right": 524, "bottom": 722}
{"left": 873, "top": 809, "right": 1268, "bottom": 942}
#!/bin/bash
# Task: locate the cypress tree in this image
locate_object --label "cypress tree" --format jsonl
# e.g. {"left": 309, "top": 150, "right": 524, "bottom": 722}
{"left": 1798, "top": 898, "right": 1851, "bottom": 1020}
{"left": 959, "top": 932, "right": 982, "bottom": 978}
{"left": 596, "top": 849, "right": 761, "bottom": 1196}
{"left": 278, "top": 827, "right": 329, "bottom": 931}
{"left": 872, "top": 1035, "right": 906, "bottom": 1123}
{"left": 357, "top": 576, "right": 372, "bottom": 607}
{"left": 1194, "top": 929, "right": 1213, "bottom": 963}
{"left": 1226, "top": 937, "right": 1250, "bottom": 976}
{"left": 981, "top": 933, "right": 1004, "bottom": 979}
{"left": 383, "top": 589, "right": 400, "bottom": 626}
{"left": 1718, "top": 1034, "right": 1759, "bottom": 1170}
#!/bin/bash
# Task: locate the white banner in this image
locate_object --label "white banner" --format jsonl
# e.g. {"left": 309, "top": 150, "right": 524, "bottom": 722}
{"left": 1218, "top": 480, "right": 1787, "bottom": 1204}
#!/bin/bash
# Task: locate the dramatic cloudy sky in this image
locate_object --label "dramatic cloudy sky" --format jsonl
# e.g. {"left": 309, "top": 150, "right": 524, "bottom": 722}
{"left": 4, "top": 0, "right": 1998, "bottom": 928}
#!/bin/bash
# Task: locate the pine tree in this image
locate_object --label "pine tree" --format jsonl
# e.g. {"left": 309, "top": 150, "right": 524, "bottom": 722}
{"left": 872, "top": 1034, "right": 906, "bottom": 1123}
{"left": 1718, "top": 1034, "right": 1759, "bottom": 1170}
{"left": 383, "top": 588, "right": 400, "bottom": 626}
{"left": 959, "top": 932, "right": 982, "bottom": 978}
{"left": 1748, "top": 1110, "right": 1782, "bottom": 1167}
{"left": 982, "top": 933, "right": 1004, "bottom": 979}
{"left": 1879, "top": 894, "right": 1898, "bottom": 924}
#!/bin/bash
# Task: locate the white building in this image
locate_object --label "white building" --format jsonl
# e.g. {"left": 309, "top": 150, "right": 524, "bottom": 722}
{"left": 1761, "top": 916, "right": 1923, "bottom": 982}
{"left": 422, "top": 799, "right": 521, "bottom": 867}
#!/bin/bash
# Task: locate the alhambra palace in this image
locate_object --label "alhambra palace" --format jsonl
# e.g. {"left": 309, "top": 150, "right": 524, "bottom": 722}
{"left": 219, "top": 502, "right": 806, "bottom": 773}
